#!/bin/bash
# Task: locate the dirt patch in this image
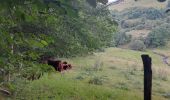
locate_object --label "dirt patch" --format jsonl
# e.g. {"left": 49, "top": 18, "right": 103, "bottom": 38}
{"left": 126, "top": 29, "right": 151, "bottom": 39}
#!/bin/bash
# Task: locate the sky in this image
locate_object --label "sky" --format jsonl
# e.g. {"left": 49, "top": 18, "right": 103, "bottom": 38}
{"left": 108, "top": 0, "right": 118, "bottom": 3}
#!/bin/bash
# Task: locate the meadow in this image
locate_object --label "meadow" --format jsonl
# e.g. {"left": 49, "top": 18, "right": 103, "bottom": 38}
{"left": 0, "top": 1, "right": 169, "bottom": 99}
{"left": 14, "top": 47, "right": 170, "bottom": 100}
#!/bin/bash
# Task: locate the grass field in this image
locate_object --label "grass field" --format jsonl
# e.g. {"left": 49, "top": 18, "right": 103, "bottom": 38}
{"left": 109, "top": 0, "right": 168, "bottom": 11}
{"left": 13, "top": 47, "right": 170, "bottom": 100}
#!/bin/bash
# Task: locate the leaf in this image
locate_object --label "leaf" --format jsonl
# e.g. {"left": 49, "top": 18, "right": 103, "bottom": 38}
{"left": 28, "top": 39, "right": 45, "bottom": 48}
{"left": 86, "top": 0, "right": 97, "bottom": 7}
{"left": 40, "top": 40, "right": 48, "bottom": 46}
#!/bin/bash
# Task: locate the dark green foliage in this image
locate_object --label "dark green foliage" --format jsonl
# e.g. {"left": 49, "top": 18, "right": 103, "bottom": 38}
{"left": 86, "top": 0, "right": 108, "bottom": 7}
{"left": 0, "top": 0, "right": 59, "bottom": 91}
{"left": 43, "top": 5, "right": 116, "bottom": 57}
{"left": 86, "top": 0, "right": 97, "bottom": 7}
{"left": 145, "top": 24, "right": 170, "bottom": 48}
{"left": 0, "top": 0, "right": 116, "bottom": 92}
{"left": 114, "top": 31, "right": 132, "bottom": 46}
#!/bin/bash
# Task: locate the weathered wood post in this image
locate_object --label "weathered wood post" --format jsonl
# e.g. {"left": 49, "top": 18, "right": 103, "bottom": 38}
{"left": 141, "top": 55, "right": 152, "bottom": 100}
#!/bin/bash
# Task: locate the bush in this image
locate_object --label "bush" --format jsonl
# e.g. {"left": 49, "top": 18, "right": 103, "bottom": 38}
{"left": 121, "top": 20, "right": 142, "bottom": 29}
{"left": 114, "top": 32, "right": 132, "bottom": 46}
{"left": 120, "top": 7, "right": 164, "bottom": 20}
{"left": 145, "top": 23, "right": 170, "bottom": 48}
{"left": 89, "top": 76, "right": 108, "bottom": 85}
{"left": 129, "top": 40, "right": 146, "bottom": 51}
{"left": 135, "top": 24, "right": 145, "bottom": 30}
{"left": 89, "top": 77, "right": 103, "bottom": 85}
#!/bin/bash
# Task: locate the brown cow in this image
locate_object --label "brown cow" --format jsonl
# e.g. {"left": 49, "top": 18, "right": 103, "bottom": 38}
{"left": 40, "top": 56, "right": 72, "bottom": 72}
{"left": 61, "top": 61, "right": 72, "bottom": 70}
{"left": 48, "top": 60, "right": 62, "bottom": 71}
{"left": 47, "top": 60, "right": 72, "bottom": 72}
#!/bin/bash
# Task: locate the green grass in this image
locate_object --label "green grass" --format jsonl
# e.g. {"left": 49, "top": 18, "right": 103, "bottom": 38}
{"left": 15, "top": 74, "right": 139, "bottom": 100}
{"left": 15, "top": 73, "right": 164, "bottom": 100}
{"left": 12, "top": 47, "right": 170, "bottom": 100}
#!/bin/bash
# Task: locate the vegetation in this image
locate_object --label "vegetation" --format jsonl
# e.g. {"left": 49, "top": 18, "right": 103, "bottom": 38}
{"left": 109, "top": 0, "right": 168, "bottom": 11}
{"left": 121, "top": 7, "right": 164, "bottom": 20}
{"left": 145, "top": 23, "right": 170, "bottom": 48}
{"left": 0, "top": 0, "right": 116, "bottom": 96}
{"left": 129, "top": 40, "right": 146, "bottom": 51}
{"left": 0, "top": 0, "right": 170, "bottom": 100}
{"left": 12, "top": 48, "right": 169, "bottom": 100}
{"left": 112, "top": 6, "right": 170, "bottom": 49}
{"left": 114, "top": 31, "right": 132, "bottom": 46}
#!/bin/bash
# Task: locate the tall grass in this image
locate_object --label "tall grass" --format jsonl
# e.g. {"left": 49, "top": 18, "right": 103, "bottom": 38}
{"left": 11, "top": 47, "right": 169, "bottom": 100}
{"left": 15, "top": 73, "right": 144, "bottom": 100}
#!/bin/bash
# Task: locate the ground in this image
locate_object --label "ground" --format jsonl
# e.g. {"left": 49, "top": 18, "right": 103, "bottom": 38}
{"left": 13, "top": 47, "right": 170, "bottom": 100}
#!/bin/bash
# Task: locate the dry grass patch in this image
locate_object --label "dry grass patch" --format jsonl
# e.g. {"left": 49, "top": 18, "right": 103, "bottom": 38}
{"left": 126, "top": 29, "right": 151, "bottom": 39}
{"left": 153, "top": 67, "right": 170, "bottom": 81}
{"left": 109, "top": 0, "right": 168, "bottom": 11}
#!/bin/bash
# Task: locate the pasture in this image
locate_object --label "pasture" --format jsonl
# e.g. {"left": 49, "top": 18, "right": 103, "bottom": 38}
{"left": 14, "top": 47, "right": 170, "bottom": 100}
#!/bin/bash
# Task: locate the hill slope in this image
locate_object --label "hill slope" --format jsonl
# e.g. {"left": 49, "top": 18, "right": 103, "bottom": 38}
{"left": 109, "top": 0, "right": 168, "bottom": 11}
{"left": 13, "top": 48, "right": 170, "bottom": 100}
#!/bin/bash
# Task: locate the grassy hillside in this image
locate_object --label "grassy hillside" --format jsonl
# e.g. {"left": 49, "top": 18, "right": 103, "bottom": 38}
{"left": 1, "top": 1, "right": 170, "bottom": 100}
{"left": 109, "top": 0, "right": 168, "bottom": 11}
{"left": 111, "top": 0, "right": 170, "bottom": 49}
{"left": 13, "top": 48, "right": 170, "bottom": 100}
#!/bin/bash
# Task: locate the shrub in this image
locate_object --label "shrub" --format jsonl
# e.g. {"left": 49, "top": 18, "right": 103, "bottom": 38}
{"left": 129, "top": 40, "right": 146, "bottom": 51}
{"left": 121, "top": 20, "right": 142, "bottom": 29}
{"left": 114, "top": 32, "right": 132, "bottom": 46}
{"left": 89, "top": 77, "right": 103, "bottom": 85}
{"left": 145, "top": 23, "right": 170, "bottom": 48}
{"left": 75, "top": 75, "right": 84, "bottom": 80}
{"left": 89, "top": 76, "right": 108, "bottom": 85}
{"left": 135, "top": 25, "right": 145, "bottom": 30}
{"left": 128, "top": 7, "right": 164, "bottom": 20}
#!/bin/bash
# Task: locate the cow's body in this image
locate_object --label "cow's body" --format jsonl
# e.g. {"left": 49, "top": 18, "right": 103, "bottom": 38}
{"left": 45, "top": 59, "right": 72, "bottom": 72}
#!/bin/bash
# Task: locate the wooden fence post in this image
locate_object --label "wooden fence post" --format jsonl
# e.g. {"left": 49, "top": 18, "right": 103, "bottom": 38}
{"left": 141, "top": 55, "right": 152, "bottom": 100}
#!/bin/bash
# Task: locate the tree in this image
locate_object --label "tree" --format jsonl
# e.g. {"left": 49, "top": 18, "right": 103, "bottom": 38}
{"left": 114, "top": 31, "right": 131, "bottom": 46}
{"left": 0, "top": 0, "right": 80, "bottom": 84}
{"left": 129, "top": 40, "right": 146, "bottom": 51}
{"left": 145, "top": 24, "right": 170, "bottom": 48}
{"left": 0, "top": 0, "right": 117, "bottom": 87}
